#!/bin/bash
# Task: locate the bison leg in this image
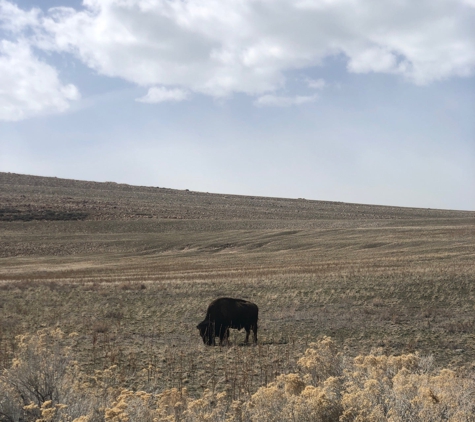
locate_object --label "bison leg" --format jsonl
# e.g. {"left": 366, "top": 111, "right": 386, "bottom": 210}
{"left": 244, "top": 323, "right": 257, "bottom": 344}
{"left": 219, "top": 327, "right": 230, "bottom": 346}
{"left": 244, "top": 328, "right": 250, "bottom": 343}
{"left": 252, "top": 323, "right": 258, "bottom": 344}
{"left": 211, "top": 324, "right": 216, "bottom": 346}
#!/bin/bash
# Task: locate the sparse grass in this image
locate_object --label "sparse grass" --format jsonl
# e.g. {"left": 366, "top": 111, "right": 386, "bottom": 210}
{"left": 0, "top": 172, "right": 474, "bottom": 419}
{"left": 0, "top": 256, "right": 474, "bottom": 393}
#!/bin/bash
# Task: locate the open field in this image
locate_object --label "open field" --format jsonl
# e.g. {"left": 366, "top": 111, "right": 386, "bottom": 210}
{"left": 1, "top": 172, "right": 475, "bottom": 404}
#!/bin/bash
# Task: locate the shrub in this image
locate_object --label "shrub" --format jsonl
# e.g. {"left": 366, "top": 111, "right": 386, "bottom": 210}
{"left": 1, "top": 333, "right": 475, "bottom": 421}
{"left": 244, "top": 374, "right": 342, "bottom": 422}
{"left": 0, "top": 329, "right": 103, "bottom": 422}
{"left": 1, "top": 329, "right": 69, "bottom": 409}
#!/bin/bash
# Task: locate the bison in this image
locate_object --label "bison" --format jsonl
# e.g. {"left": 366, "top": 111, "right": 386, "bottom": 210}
{"left": 197, "top": 297, "right": 258, "bottom": 346}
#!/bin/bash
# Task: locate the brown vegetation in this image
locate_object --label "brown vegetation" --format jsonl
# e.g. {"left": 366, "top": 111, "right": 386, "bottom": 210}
{"left": 0, "top": 172, "right": 474, "bottom": 420}
{"left": 1, "top": 332, "right": 475, "bottom": 421}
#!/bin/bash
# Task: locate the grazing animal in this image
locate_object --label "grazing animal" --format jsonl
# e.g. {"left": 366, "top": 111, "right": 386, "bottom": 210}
{"left": 197, "top": 297, "right": 258, "bottom": 346}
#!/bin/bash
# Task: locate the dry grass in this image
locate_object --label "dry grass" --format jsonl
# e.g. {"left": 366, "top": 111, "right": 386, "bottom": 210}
{"left": 2, "top": 332, "right": 475, "bottom": 421}
{"left": 0, "top": 172, "right": 475, "bottom": 417}
{"left": 0, "top": 226, "right": 474, "bottom": 396}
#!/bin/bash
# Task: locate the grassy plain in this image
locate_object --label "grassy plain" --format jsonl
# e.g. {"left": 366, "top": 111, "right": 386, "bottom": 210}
{"left": 1, "top": 172, "right": 474, "bottom": 398}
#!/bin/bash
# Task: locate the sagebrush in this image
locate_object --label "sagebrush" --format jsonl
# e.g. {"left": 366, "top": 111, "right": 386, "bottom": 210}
{"left": 1, "top": 331, "right": 474, "bottom": 422}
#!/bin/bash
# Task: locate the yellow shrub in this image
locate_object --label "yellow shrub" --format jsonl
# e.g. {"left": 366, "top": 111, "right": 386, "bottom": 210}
{"left": 105, "top": 389, "right": 156, "bottom": 422}
{"left": 185, "top": 390, "right": 242, "bottom": 422}
{"left": 2, "top": 332, "right": 475, "bottom": 422}
{"left": 245, "top": 373, "right": 342, "bottom": 422}
{"left": 297, "top": 336, "right": 343, "bottom": 386}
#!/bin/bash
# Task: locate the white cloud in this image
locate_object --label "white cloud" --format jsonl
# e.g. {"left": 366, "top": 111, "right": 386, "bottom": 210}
{"left": 347, "top": 47, "right": 399, "bottom": 74}
{"left": 136, "top": 86, "right": 190, "bottom": 103}
{"left": 307, "top": 78, "right": 326, "bottom": 90}
{"left": 36, "top": 0, "right": 475, "bottom": 91}
{"left": 0, "top": 0, "right": 40, "bottom": 32}
{"left": 0, "top": 40, "right": 80, "bottom": 121}
{"left": 255, "top": 94, "right": 318, "bottom": 107}
{"left": 1, "top": 0, "right": 475, "bottom": 117}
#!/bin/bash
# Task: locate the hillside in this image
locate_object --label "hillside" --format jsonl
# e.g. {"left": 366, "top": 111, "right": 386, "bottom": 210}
{"left": 0, "top": 171, "right": 474, "bottom": 390}
{"left": 1, "top": 171, "right": 473, "bottom": 259}
{"left": 1, "top": 172, "right": 472, "bottom": 223}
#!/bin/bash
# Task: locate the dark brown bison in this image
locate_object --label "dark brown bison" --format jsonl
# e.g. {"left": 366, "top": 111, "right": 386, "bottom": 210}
{"left": 197, "top": 297, "right": 258, "bottom": 346}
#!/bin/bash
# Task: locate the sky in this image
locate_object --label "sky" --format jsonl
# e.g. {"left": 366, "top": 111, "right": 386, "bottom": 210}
{"left": 0, "top": 0, "right": 474, "bottom": 211}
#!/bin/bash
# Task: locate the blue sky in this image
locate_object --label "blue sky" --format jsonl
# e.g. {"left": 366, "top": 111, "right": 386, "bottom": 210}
{"left": 1, "top": 0, "right": 474, "bottom": 210}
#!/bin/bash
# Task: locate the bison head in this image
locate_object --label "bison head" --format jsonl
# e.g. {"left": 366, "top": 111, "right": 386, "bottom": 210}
{"left": 197, "top": 320, "right": 214, "bottom": 345}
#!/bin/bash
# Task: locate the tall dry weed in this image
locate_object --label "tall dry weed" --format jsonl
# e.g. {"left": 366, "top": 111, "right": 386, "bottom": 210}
{"left": 1, "top": 332, "right": 475, "bottom": 422}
